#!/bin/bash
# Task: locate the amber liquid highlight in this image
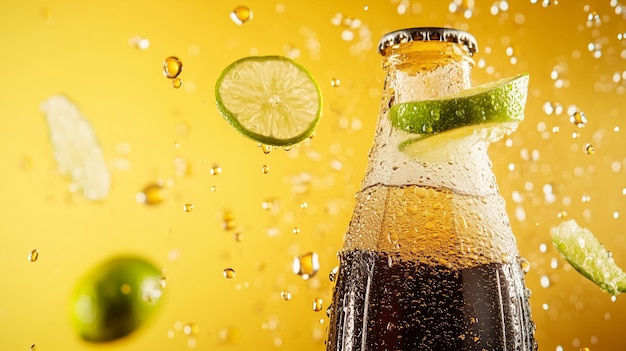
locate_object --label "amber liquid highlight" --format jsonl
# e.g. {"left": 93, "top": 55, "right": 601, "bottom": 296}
{"left": 327, "top": 184, "right": 537, "bottom": 351}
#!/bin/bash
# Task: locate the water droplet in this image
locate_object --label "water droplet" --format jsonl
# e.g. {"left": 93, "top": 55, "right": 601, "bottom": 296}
{"left": 280, "top": 290, "right": 292, "bottom": 301}
{"left": 223, "top": 268, "right": 236, "bottom": 279}
{"left": 262, "top": 164, "right": 270, "bottom": 174}
{"left": 292, "top": 227, "right": 301, "bottom": 235}
{"left": 585, "top": 143, "right": 595, "bottom": 154}
{"left": 300, "top": 201, "right": 309, "bottom": 209}
{"left": 163, "top": 56, "right": 183, "bottom": 79}
{"left": 312, "top": 297, "right": 323, "bottom": 312}
{"left": 293, "top": 252, "right": 320, "bottom": 279}
{"left": 183, "top": 203, "right": 194, "bottom": 212}
{"left": 183, "top": 323, "right": 199, "bottom": 335}
{"left": 330, "top": 78, "right": 341, "bottom": 87}
{"left": 129, "top": 36, "right": 150, "bottom": 50}
{"left": 210, "top": 164, "right": 222, "bottom": 175}
{"left": 172, "top": 78, "right": 183, "bottom": 89}
{"left": 260, "top": 144, "right": 272, "bottom": 154}
{"left": 570, "top": 111, "right": 588, "bottom": 127}
{"left": 230, "top": 6, "right": 253, "bottom": 25}
{"left": 520, "top": 257, "right": 531, "bottom": 273}
{"left": 329, "top": 266, "right": 339, "bottom": 282}
{"left": 28, "top": 249, "right": 39, "bottom": 262}
{"left": 137, "top": 182, "right": 165, "bottom": 205}
{"left": 222, "top": 211, "right": 237, "bottom": 231}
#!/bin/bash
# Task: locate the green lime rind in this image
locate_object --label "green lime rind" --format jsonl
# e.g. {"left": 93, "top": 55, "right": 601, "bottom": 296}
{"left": 215, "top": 55, "right": 323, "bottom": 147}
{"left": 71, "top": 256, "right": 164, "bottom": 342}
{"left": 390, "top": 73, "right": 529, "bottom": 136}
{"left": 551, "top": 220, "right": 626, "bottom": 296}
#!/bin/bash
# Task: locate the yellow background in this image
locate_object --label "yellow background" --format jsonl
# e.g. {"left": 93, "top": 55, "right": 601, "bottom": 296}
{"left": 1, "top": 0, "right": 626, "bottom": 350}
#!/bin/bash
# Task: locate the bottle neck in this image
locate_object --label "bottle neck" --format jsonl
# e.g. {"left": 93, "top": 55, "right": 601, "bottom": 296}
{"left": 362, "top": 42, "right": 497, "bottom": 196}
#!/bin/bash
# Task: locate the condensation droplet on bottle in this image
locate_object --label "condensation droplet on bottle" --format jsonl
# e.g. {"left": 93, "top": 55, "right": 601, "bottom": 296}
{"left": 293, "top": 252, "right": 320, "bottom": 279}
{"left": 137, "top": 182, "right": 165, "bottom": 205}
{"left": 312, "top": 297, "right": 323, "bottom": 312}
{"left": 210, "top": 164, "right": 222, "bottom": 175}
{"left": 570, "top": 111, "right": 588, "bottom": 127}
{"left": 585, "top": 143, "right": 595, "bottom": 154}
{"left": 163, "top": 56, "right": 183, "bottom": 79}
{"left": 223, "top": 268, "right": 236, "bottom": 279}
{"left": 28, "top": 249, "right": 39, "bottom": 262}
{"left": 280, "top": 290, "right": 292, "bottom": 301}
{"left": 230, "top": 6, "right": 253, "bottom": 25}
{"left": 329, "top": 266, "right": 339, "bottom": 282}
{"left": 520, "top": 257, "right": 531, "bottom": 273}
{"left": 262, "top": 164, "right": 270, "bottom": 174}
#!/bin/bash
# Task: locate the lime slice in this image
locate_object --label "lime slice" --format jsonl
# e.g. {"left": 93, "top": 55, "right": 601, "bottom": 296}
{"left": 71, "top": 256, "right": 164, "bottom": 342}
{"left": 390, "top": 73, "right": 528, "bottom": 136}
{"left": 215, "top": 56, "right": 322, "bottom": 146}
{"left": 551, "top": 220, "right": 626, "bottom": 295}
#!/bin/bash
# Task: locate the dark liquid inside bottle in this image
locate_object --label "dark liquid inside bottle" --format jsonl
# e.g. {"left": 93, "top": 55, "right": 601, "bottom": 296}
{"left": 327, "top": 249, "right": 537, "bottom": 351}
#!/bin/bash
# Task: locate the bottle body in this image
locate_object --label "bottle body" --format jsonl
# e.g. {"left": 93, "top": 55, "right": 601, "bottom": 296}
{"left": 326, "top": 30, "right": 536, "bottom": 351}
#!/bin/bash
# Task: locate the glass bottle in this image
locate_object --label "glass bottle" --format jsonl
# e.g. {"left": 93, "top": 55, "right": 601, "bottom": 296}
{"left": 326, "top": 27, "right": 537, "bottom": 351}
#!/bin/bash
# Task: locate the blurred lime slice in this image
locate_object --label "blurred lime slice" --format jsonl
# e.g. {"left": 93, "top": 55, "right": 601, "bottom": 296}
{"left": 551, "top": 220, "right": 626, "bottom": 295}
{"left": 215, "top": 56, "right": 322, "bottom": 146}
{"left": 71, "top": 256, "right": 164, "bottom": 342}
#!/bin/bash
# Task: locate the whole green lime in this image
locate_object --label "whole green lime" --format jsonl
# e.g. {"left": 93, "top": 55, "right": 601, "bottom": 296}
{"left": 71, "top": 256, "right": 164, "bottom": 342}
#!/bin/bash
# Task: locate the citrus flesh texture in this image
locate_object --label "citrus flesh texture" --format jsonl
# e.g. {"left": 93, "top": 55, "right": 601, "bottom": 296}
{"left": 215, "top": 56, "right": 322, "bottom": 147}
{"left": 71, "top": 256, "right": 164, "bottom": 342}
{"left": 551, "top": 220, "right": 626, "bottom": 295}
{"left": 390, "top": 73, "right": 529, "bottom": 155}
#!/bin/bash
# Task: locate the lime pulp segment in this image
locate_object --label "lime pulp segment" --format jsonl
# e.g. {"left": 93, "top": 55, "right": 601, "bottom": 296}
{"left": 215, "top": 56, "right": 322, "bottom": 146}
{"left": 551, "top": 219, "right": 626, "bottom": 295}
{"left": 390, "top": 73, "right": 529, "bottom": 136}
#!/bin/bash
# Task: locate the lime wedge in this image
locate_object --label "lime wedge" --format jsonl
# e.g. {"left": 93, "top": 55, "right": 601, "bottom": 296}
{"left": 215, "top": 56, "right": 322, "bottom": 146}
{"left": 551, "top": 220, "right": 626, "bottom": 295}
{"left": 390, "top": 73, "right": 528, "bottom": 136}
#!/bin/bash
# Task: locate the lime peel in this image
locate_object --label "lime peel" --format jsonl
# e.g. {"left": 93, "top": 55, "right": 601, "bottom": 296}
{"left": 215, "top": 55, "right": 322, "bottom": 146}
{"left": 551, "top": 219, "right": 626, "bottom": 295}
{"left": 390, "top": 73, "right": 529, "bottom": 136}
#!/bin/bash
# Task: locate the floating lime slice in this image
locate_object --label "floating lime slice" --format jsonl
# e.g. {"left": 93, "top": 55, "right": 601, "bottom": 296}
{"left": 551, "top": 220, "right": 626, "bottom": 295}
{"left": 215, "top": 56, "right": 322, "bottom": 146}
{"left": 391, "top": 74, "right": 528, "bottom": 154}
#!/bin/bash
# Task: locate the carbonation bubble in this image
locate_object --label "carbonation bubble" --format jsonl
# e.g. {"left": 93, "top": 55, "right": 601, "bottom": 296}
{"left": 183, "top": 203, "right": 194, "bottom": 212}
{"left": 28, "top": 249, "right": 39, "bottom": 262}
{"left": 280, "top": 290, "right": 292, "bottom": 301}
{"left": 312, "top": 298, "right": 323, "bottom": 312}
{"left": 183, "top": 323, "right": 199, "bottom": 335}
{"left": 292, "top": 227, "right": 301, "bottom": 235}
{"left": 570, "top": 111, "right": 588, "bottom": 127}
{"left": 585, "top": 144, "right": 595, "bottom": 154}
{"left": 137, "top": 182, "right": 165, "bottom": 205}
{"left": 230, "top": 6, "right": 253, "bottom": 25}
{"left": 222, "top": 212, "right": 236, "bottom": 231}
{"left": 330, "top": 78, "right": 341, "bottom": 87}
{"left": 210, "top": 164, "right": 223, "bottom": 175}
{"left": 293, "top": 252, "right": 320, "bottom": 279}
{"left": 163, "top": 56, "right": 183, "bottom": 79}
{"left": 262, "top": 165, "right": 270, "bottom": 174}
{"left": 223, "top": 268, "right": 236, "bottom": 279}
